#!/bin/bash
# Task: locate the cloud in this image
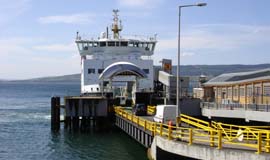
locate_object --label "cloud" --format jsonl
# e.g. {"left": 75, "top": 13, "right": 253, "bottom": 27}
{"left": 117, "top": 0, "right": 163, "bottom": 8}
{"left": 156, "top": 24, "right": 270, "bottom": 52}
{"left": 38, "top": 13, "right": 95, "bottom": 24}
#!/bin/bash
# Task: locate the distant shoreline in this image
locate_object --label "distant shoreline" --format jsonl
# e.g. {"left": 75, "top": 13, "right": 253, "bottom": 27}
{"left": 2, "top": 64, "right": 270, "bottom": 82}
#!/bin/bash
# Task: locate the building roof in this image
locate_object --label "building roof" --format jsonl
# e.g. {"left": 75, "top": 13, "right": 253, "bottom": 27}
{"left": 99, "top": 61, "right": 147, "bottom": 79}
{"left": 203, "top": 68, "right": 270, "bottom": 86}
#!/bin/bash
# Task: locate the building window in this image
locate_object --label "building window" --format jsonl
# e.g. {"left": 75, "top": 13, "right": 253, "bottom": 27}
{"left": 88, "top": 68, "right": 95, "bottom": 74}
{"left": 247, "top": 86, "right": 253, "bottom": 97}
{"left": 254, "top": 86, "right": 261, "bottom": 96}
{"left": 240, "top": 88, "right": 245, "bottom": 97}
{"left": 98, "top": 69, "right": 104, "bottom": 74}
{"left": 264, "top": 86, "right": 270, "bottom": 96}
{"left": 233, "top": 87, "right": 238, "bottom": 97}
{"left": 217, "top": 88, "right": 221, "bottom": 96}
{"left": 143, "top": 69, "right": 149, "bottom": 74}
{"left": 228, "top": 88, "right": 232, "bottom": 97}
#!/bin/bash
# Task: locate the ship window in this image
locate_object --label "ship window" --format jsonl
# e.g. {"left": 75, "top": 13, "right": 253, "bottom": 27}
{"left": 98, "top": 69, "right": 104, "bottom": 74}
{"left": 93, "top": 42, "right": 98, "bottom": 47}
{"left": 139, "top": 43, "right": 143, "bottom": 48}
{"left": 77, "top": 43, "right": 83, "bottom": 50}
{"left": 128, "top": 42, "right": 134, "bottom": 47}
{"left": 120, "top": 41, "right": 128, "bottom": 46}
{"left": 145, "top": 43, "right": 151, "bottom": 51}
{"left": 116, "top": 42, "right": 120, "bottom": 46}
{"left": 97, "top": 88, "right": 99, "bottom": 91}
{"left": 83, "top": 46, "right": 88, "bottom": 50}
{"left": 88, "top": 68, "right": 95, "bottom": 74}
{"left": 143, "top": 69, "right": 149, "bottom": 74}
{"left": 100, "top": 42, "right": 106, "bottom": 47}
{"left": 148, "top": 43, "right": 153, "bottom": 51}
{"left": 134, "top": 42, "right": 139, "bottom": 47}
{"left": 108, "top": 41, "right": 115, "bottom": 46}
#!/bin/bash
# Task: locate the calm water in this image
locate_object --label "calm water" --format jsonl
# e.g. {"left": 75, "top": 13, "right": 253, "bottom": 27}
{"left": 0, "top": 82, "right": 147, "bottom": 160}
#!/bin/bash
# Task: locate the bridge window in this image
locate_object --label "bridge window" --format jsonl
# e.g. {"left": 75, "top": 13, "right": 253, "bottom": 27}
{"left": 77, "top": 43, "right": 82, "bottom": 50}
{"left": 108, "top": 41, "right": 115, "bottom": 46}
{"left": 134, "top": 42, "right": 139, "bottom": 47}
{"left": 100, "top": 42, "right": 106, "bottom": 47}
{"left": 98, "top": 69, "right": 104, "bottom": 74}
{"left": 143, "top": 69, "right": 149, "bottom": 74}
{"left": 83, "top": 46, "right": 88, "bottom": 50}
{"left": 88, "top": 68, "right": 95, "bottom": 74}
{"left": 128, "top": 42, "right": 134, "bottom": 47}
{"left": 121, "top": 41, "right": 128, "bottom": 46}
{"left": 148, "top": 43, "right": 153, "bottom": 51}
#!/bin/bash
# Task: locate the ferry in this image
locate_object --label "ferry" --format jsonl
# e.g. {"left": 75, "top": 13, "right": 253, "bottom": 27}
{"left": 75, "top": 10, "right": 157, "bottom": 100}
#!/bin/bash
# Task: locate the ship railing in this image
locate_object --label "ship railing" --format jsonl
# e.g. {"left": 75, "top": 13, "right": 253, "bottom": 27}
{"left": 114, "top": 106, "right": 270, "bottom": 154}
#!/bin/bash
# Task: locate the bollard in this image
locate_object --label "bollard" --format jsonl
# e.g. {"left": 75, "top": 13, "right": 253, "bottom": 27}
{"left": 51, "top": 97, "right": 60, "bottom": 131}
{"left": 168, "top": 120, "right": 173, "bottom": 140}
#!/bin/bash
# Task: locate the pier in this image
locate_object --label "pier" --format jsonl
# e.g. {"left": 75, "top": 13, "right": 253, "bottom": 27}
{"left": 51, "top": 96, "right": 270, "bottom": 159}
{"left": 115, "top": 107, "right": 270, "bottom": 160}
{"left": 51, "top": 96, "right": 114, "bottom": 132}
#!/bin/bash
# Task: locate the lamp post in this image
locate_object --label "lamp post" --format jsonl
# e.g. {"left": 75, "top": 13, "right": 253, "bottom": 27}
{"left": 176, "top": 3, "right": 207, "bottom": 121}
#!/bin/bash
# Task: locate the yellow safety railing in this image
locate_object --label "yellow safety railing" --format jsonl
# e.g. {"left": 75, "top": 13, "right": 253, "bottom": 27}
{"left": 147, "top": 105, "right": 156, "bottom": 115}
{"left": 114, "top": 106, "right": 270, "bottom": 154}
{"left": 180, "top": 114, "right": 211, "bottom": 131}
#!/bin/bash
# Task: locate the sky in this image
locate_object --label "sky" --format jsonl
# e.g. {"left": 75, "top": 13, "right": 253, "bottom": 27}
{"left": 1, "top": 0, "right": 270, "bottom": 79}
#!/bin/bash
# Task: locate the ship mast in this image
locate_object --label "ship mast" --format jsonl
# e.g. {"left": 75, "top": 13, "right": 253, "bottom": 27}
{"left": 111, "top": 9, "right": 122, "bottom": 39}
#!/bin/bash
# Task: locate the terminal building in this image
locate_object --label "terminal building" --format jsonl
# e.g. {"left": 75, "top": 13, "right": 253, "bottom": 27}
{"left": 201, "top": 68, "right": 270, "bottom": 123}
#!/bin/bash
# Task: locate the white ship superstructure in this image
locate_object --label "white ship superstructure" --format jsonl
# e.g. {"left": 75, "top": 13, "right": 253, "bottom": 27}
{"left": 76, "top": 10, "right": 157, "bottom": 95}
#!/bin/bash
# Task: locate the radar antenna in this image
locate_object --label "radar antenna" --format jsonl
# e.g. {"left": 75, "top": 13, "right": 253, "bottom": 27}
{"left": 111, "top": 9, "right": 122, "bottom": 39}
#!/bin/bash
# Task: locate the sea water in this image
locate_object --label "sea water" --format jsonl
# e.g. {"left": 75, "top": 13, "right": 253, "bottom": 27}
{"left": 0, "top": 82, "right": 147, "bottom": 160}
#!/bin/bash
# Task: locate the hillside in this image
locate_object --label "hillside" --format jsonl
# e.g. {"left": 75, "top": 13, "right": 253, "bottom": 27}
{"left": 6, "top": 64, "right": 270, "bottom": 83}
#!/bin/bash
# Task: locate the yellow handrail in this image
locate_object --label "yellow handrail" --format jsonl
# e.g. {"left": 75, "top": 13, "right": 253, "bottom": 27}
{"left": 147, "top": 105, "right": 156, "bottom": 115}
{"left": 114, "top": 106, "right": 270, "bottom": 154}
